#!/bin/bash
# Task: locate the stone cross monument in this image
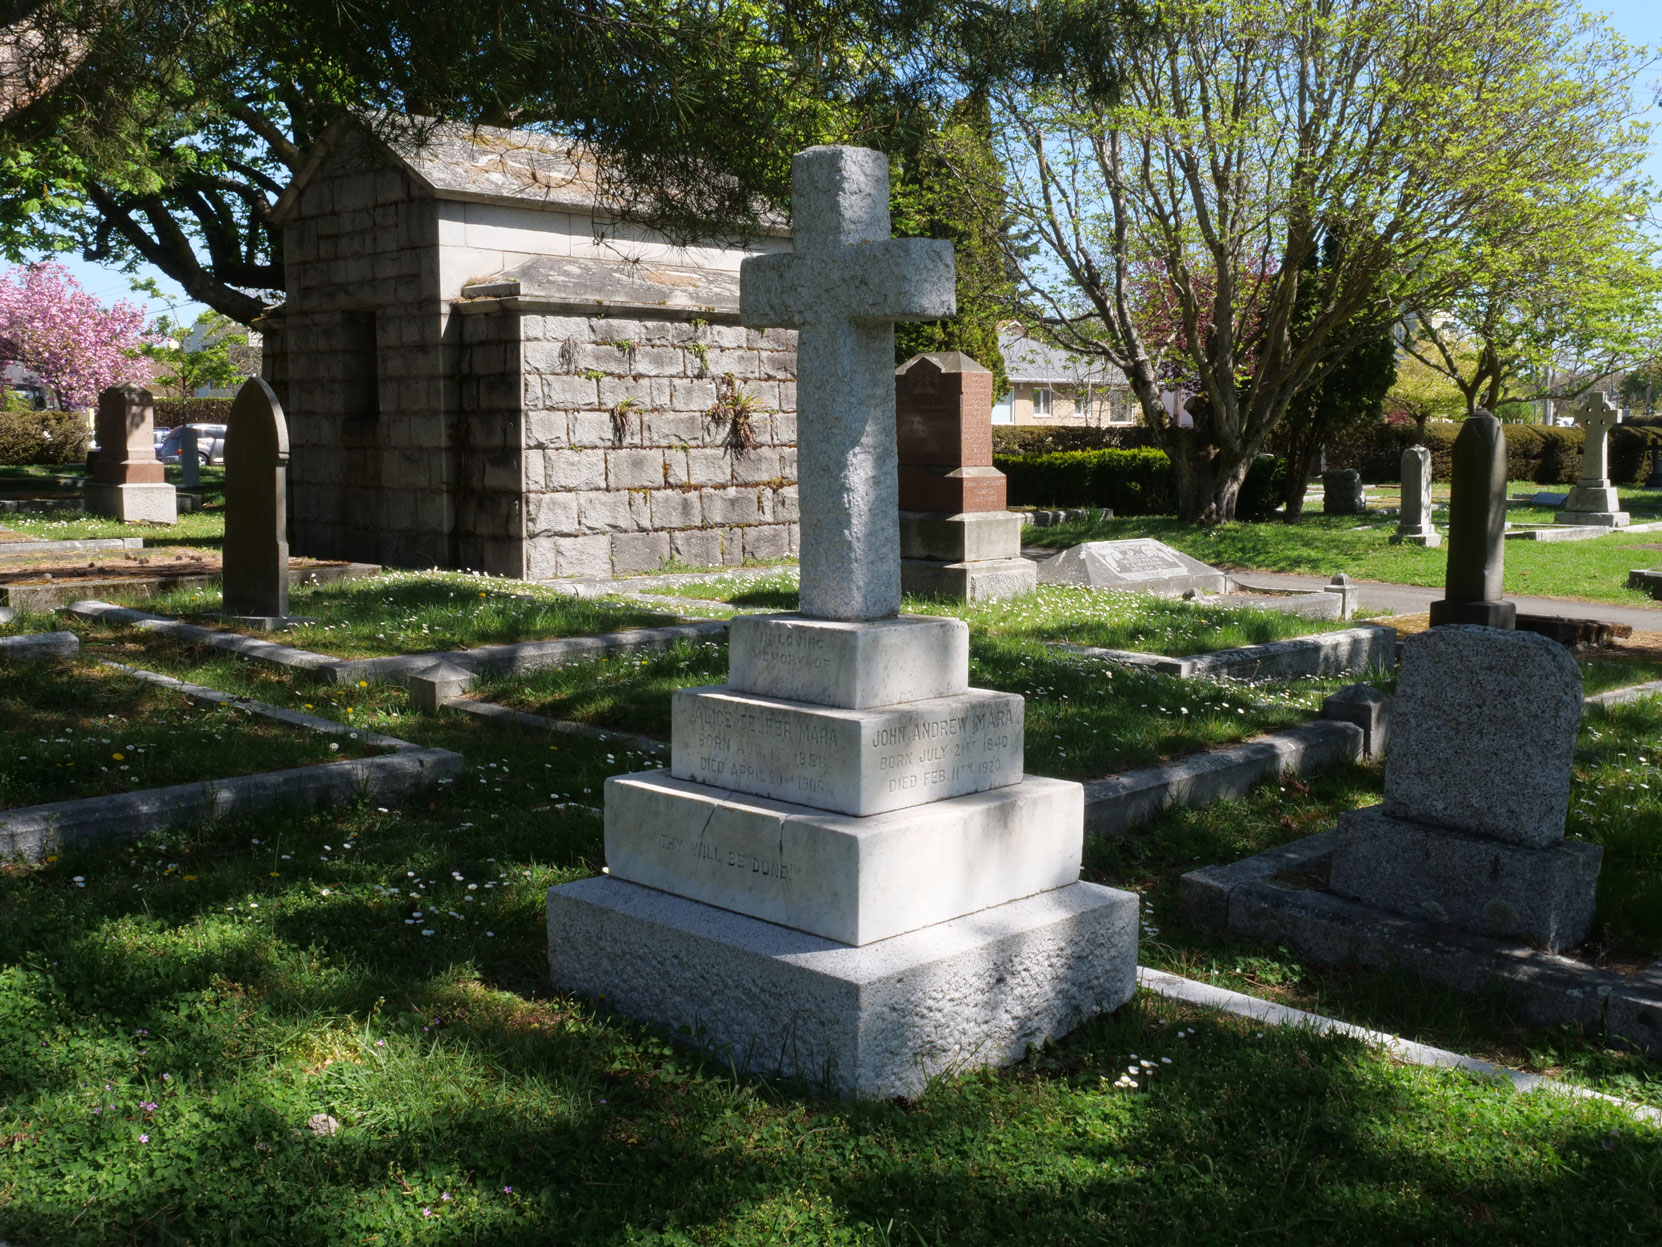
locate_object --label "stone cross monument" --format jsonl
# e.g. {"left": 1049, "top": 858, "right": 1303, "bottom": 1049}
{"left": 1559, "top": 391, "right": 1630, "bottom": 527}
{"left": 84, "top": 383, "right": 177, "bottom": 524}
{"left": 739, "top": 146, "right": 955, "bottom": 620}
{"left": 221, "top": 378, "right": 292, "bottom": 621}
{"left": 545, "top": 146, "right": 1136, "bottom": 1099}
{"left": 1429, "top": 411, "right": 1513, "bottom": 628}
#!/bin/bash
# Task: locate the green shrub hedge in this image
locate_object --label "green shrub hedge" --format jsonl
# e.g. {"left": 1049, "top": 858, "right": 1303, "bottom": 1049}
{"left": 0, "top": 409, "right": 92, "bottom": 465}
{"left": 991, "top": 424, "right": 1159, "bottom": 456}
{"left": 996, "top": 447, "right": 1286, "bottom": 519}
{"left": 153, "top": 396, "right": 234, "bottom": 428}
{"left": 997, "top": 447, "right": 1173, "bottom": 514}
{"left": 1324, "top": 419, "right": 1662, "bottom": 485}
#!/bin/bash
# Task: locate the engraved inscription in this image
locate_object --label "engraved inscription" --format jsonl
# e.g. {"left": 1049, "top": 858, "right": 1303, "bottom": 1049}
{"left": 655, "top": 828, "right": 794, "bottom": 885}
{"left": 1096, "top": 540, "right": 1190, "bottom": 581}
{"left": 744, "top": 627, "right": 833, "bottom": 680}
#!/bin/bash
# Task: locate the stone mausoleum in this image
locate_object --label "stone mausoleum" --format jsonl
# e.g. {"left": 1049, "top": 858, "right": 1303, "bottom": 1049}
{"left": 264, "top": 118, "right": 799, "bottom": 577}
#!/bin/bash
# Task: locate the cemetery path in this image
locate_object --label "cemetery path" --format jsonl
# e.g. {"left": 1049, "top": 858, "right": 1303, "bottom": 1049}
{"left": 1233, "top": 571, "right": 1662, "bottom": 632}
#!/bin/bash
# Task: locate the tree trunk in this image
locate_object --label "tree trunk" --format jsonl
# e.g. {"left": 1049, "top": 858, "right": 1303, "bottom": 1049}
{"left": 1170, "top": 436, "right": 1250, "bottom": 523}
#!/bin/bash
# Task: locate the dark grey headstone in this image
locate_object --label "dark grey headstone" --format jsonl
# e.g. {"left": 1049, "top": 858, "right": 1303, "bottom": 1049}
{"left": 221, "top": 378, "right": 290, "bottom": 619}
{"left": 1321, "top": 468, "right": 1366, "bottom": 515}
{"left": 180, "top": 425, "right": 200, "bottom": 488}
{"left": 1430, "top": 412, "right": 1513, "bottom": 628}
{"left": 1382, "top": 625, "right": 1581, "bottom": 846}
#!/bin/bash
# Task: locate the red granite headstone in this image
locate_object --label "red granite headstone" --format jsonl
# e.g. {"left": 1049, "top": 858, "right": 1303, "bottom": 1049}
{"left": 895, "top": 353, "right": 1006, "bottom": 512}
{"left": 92, "top": 383, "right": 165, "bottom": 485}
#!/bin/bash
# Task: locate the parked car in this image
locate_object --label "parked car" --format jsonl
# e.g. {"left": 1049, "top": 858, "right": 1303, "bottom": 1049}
{"left": 158, "top": 423, "right": 228, "bottom": 465}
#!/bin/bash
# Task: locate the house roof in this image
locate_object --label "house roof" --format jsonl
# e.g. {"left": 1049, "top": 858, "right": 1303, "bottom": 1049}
{"left": 999, "top": 324, "right": 1126, "bottom": 387}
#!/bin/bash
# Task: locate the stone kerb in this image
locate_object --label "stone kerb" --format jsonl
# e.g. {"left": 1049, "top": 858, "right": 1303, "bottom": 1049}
{"left": 506, "top": 311, "right": 800, "bottom": 579}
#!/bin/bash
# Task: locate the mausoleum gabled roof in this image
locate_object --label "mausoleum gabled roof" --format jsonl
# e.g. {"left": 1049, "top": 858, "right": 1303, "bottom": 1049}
{"left": 457, "top": 255, "right": 740, "bottom": 319}
{"left": 272, "top": 115, "right": 789, "bottom": 233}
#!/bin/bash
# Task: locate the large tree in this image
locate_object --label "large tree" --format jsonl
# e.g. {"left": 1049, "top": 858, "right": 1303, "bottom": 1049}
{"left": 1398, "top": 208, "right": 1662, "bottom": 418}
{"left": 0, "top": 1, "right": 933, "bottom": 324}
{"left": 958, "top": 0, "right": 1651, "bottom": 521}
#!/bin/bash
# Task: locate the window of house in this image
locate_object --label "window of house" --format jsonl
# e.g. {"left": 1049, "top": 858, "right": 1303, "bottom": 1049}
{"left": 1033, "top": 386, "right": 1054, "bottom": 418}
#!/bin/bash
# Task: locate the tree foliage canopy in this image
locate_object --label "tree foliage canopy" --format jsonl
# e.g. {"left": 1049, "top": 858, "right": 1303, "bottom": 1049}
{"left": 946, "top": 0, "right": 1653, "bottom": 520}
{"left": 0, "top": 0, "right": 943, "bottom": 323}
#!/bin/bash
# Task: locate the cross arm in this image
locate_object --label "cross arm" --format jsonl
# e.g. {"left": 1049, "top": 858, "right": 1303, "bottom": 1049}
{"left": 739, "top": 238, "right": 957, "bottom": 328}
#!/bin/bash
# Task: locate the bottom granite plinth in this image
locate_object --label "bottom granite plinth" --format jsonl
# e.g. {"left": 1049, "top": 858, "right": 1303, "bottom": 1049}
{"left": 547, "top": 876, "right": 1138, "bottom": 1099}
{"left": 900, "top": 557, "right": 1038, "bottom": 603}
{"left": 1329, "top": 806, "right": 1601, "bottom": 951}
{"left": 83, "top": 481, "right": 177, "bottom": 525}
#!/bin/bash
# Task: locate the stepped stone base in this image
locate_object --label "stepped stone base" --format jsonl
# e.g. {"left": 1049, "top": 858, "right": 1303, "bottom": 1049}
{"left": 727, "top": 613, "right": 968, "bottom": 709}
{"left": 83, "top": 481, "right": 177, "bottom": 525}
{"left": 901, "top": 557, "right": 1037, "bottom": 602}
{"left": 1328, "top": 807, "right": 1600, "bottom": 951}
{"left": 1390, "top": 527, "right": 1442, "bottom": 547}
{"left": 1558, "top": 481, "right": 1627, "bottom": 527}
{"left": 1556, "top": 510, "right": 1629, "bottom": 528}
{"left": 604, "top": 770, "right": 1081, "bottom": 945}
{"left": 899, "top": 511, "right": 1023, "bottom": 563}
{"left": 547, "top": 875, "right": 1138, "bottom": 1099}
{"left": 670, "top": 684, "right": 1023, "bottom": 816}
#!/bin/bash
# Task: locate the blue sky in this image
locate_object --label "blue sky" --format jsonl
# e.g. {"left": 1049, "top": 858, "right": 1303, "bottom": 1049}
{"left": 31, "top": 3, "right": 1662, "bottom": 326}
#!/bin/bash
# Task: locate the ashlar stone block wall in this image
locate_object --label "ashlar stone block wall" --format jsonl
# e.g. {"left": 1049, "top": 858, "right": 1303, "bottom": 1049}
{"left": 274, "top": 144, "right": 457, "bottom": 569}
{"left": 458, "top": 307, "right": 798, "bottom": 578}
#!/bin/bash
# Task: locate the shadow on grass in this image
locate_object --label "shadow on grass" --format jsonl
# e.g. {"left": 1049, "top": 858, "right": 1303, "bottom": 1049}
{"left": 6, "top": 633, "right": 1662, "bottom": 1242}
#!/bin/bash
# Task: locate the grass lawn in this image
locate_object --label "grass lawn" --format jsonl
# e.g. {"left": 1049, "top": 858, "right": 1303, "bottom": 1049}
{"left": 1024, "top": 510, "right": 1662, "bottom": 607}
{"left": 3, "top": 633, "right": 1662, "bottom": 1242}
{"left": 637, "top": 573, "right": 1379, "bottom": 657}
{"left": 479, "top": 634, "right": 1364, "bottom": 781}
{"left": 141, "top": 570, "right": 684, "bottom": 658}
{"left": 0, "top": 657, "right": 384, "bottom": 807}
{"left": 0, "top": 506, "right": 226, "bottom": 546}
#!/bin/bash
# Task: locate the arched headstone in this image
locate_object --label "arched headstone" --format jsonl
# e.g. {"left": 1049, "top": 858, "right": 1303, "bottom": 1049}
{"left": 221, "top": 378, "right": 290, "bottom": 619}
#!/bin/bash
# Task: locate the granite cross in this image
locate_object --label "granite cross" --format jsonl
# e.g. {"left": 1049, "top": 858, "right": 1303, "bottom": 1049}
{"left": 1573, "top": 390, "right": 1623, "bottom": 484}
{"left": 740, "top": 146, "right": 956, "bottom": 621}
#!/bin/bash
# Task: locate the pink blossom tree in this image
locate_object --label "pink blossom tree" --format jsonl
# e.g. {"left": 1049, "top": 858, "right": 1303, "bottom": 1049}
{"left": 0, "top": 262, "right": 152, "bottom": 409}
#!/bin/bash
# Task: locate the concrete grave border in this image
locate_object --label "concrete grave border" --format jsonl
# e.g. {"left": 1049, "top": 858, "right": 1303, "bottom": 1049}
{"left": 0, "top": 630, "right": 79, "bottom": 659}
{"left": 0, "top": 662, "right": 461, "bottom": 862}
{"left": 1083, "top": 720, "right": 1363, "bottom": 838}
{"left": 8, "top": 561, "right": 379, "bottom": 613}
{"left": 1137, "top": 967, "right": 1662, "bottom": 1126}
{"left": 321, "top": 619, "right": 731, "bottom": 685}
{"left": 1177, "top": 829, "right": 1662, "bottom": 1060}
{"left": 1057, "top": 623, "right": 1396, "bottom": 682}
{"left": 62, "top": 600, "right": 728, "bottom": 686}
{"left": 0, "top": 536, "right": 145, "bottom": 557}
